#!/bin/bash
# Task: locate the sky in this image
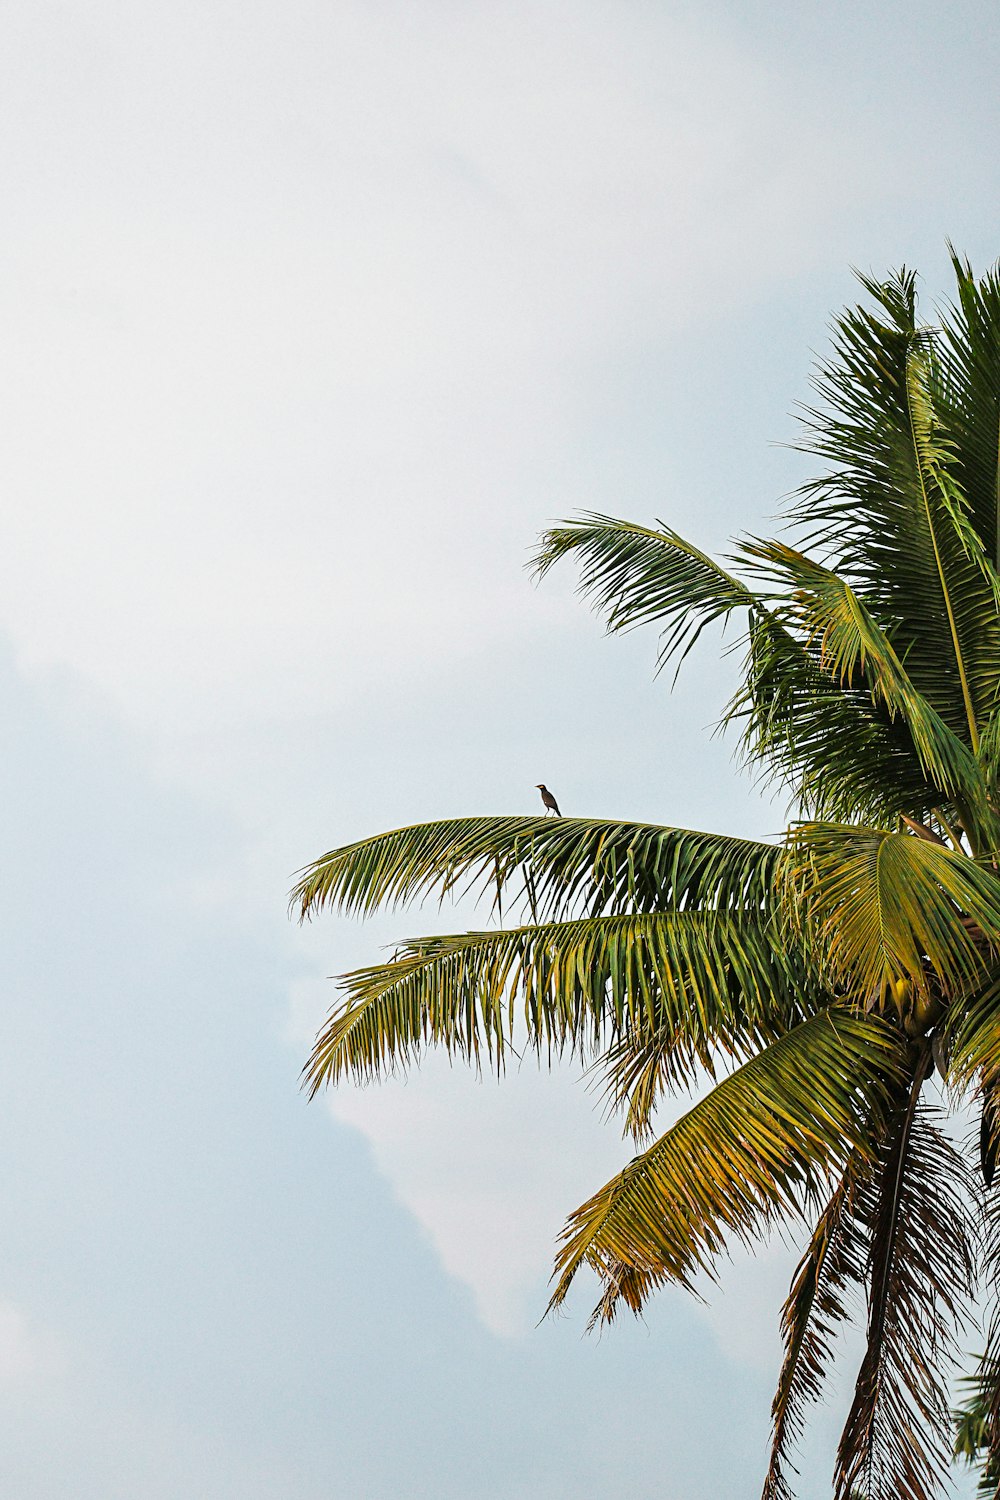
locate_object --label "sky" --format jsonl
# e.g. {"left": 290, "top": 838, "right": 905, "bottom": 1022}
{"left": 0, "top": 1, "right": 997, "bottom": 1494}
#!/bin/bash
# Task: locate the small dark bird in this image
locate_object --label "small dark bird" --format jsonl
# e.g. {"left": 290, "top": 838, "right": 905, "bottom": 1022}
{"left": 536, "top": 783, "right": 561, "bottom": 817}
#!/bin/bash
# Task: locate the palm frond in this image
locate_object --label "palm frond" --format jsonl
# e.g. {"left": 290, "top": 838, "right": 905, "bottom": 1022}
{"left": 977, "top": 704, "right": 1000, "bottom": 803}
{"left": 788, "top": 268, "right": 1000, "bottom": 745}
{"left": 531, "top": 512, "right": 759, "bottom": 679}
{"left": 293, "top": 815, "right": 781, "bottom": 924}
{"left": 953, "top": 1354, "right": 1000, "bottom": 1498}
{"left": 304, "top": 909, "right": 808, "bottom": 1103}
{"left": 728, "top": 607, "right": 940, "bottom": 825}
{"left": 982, "top": 1081, "right": 1000, "bottom": 1189}
{"left": 952, "top": 1117, "right": 1000, "bottom": 1495}
{"left": 548, "top": 1009, "right": 905, "bottom": 1315}
{"left": 943, "top": 973, "right": 1000, "bottom": 1090}
{"left": 741, "top": 539, "right": 985, "bottom": 816}
{"left": 835, "top": 1086, "right": 978, "bottom": 1500}
{"left": 763, "top": 1153, "right": 870, "bottom": 1500}
{"left": 902, "top": 339, "right": 1000, "bottom": 746}
{"left": 784, "top": 823, "right": 1000, "bottom": 1005}
{"left": 939, "top": 249, "right": 1000, "bottom": 573}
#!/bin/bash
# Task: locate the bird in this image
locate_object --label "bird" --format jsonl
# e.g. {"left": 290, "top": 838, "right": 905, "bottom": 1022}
{"left": 536, "top": 783, "right": 561, "bottom": 816}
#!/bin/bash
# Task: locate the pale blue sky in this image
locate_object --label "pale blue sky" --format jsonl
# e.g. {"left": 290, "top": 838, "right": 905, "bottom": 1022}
{"left": 0, "top": 1, "right": 996, "bottom": 1493}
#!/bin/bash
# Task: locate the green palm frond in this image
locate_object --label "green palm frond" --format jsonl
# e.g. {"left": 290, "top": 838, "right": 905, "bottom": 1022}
{"left": 531, "top": 513, "right": 759, "bottom": 679}
{"left": 741, "top": 539, "right": 985, "bottom": 817}
{"left": 305, "top": 909, "right": 808, "bottom": 1102}
{"left": 532, "top": 513, "right": 941, "bottom": 822}
{"left": 835, "top": 1088, "right": 978, "bottom": 1500}
{"left": 953, "top": 1356, "right": 1000, "bottom": 1498}
{"left": 946, "top": 974, "right": 1000, "bottom": 1089}
{"left": 977, "top": 705, "right": 1000, "bottom": 801}
{"left": 293, "top": 815, "right": 781, "bottom": 924}
{"left": 939, "top": 248, "right": 1000, "bottom": 573}
{"left": 790, "top": 268, "right": 1000, "bottom": 747}
{"left": 788, "top": 268, "right": 923, "bottom": 571}
{"left": 548, "top": 1010, "right": 905, "bottom": 1314}
{"left": 729, "top": 606, "right": 940, "bottom": 824}
{"left": 901, "top": 340, "right": 1000, "bottom": 749}
{"left": 784, "top": 823, "right": 1000, "bottom": 1004}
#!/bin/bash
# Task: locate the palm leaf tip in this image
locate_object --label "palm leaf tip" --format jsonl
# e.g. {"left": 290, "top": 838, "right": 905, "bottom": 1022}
{"left": 953, "top": 1352, "right": 1000, "bottom": 1496}
{"left": 531, "top": 512, "right": 759, "bottom": 680}
{"left": 548, "top": 1010, "right": 906, "bottom": 1325}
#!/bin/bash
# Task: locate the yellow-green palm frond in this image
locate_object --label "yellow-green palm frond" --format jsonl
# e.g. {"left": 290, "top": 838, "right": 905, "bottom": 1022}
{"left": 945, "top": 974, "right": 1000, "bottom": 1092}
{"left": 784, "top": 823, "right": 1000, "bottom": 1005}
{"left": 293, "top": 815, "right": 780, "bottom": 924}
{"left": 304, "top": 909, "right": 808, "bottom": 1101}
{"left": 548, "top": 1010, "right": 905, "bottom": 1315}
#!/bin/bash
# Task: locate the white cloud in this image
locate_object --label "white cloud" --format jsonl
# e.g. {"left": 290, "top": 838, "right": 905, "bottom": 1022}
{"left": 319, "top": 1036, "right": 820, "bottom": 1364}
{"left": 295, "top": 954, "right": 817, "bottom": 1359}
{"left": 322, "top": 1045, "right": 636, "bottom": 1337}
{"left": 288, "top": 973, "right": 643, "bottom": 1338}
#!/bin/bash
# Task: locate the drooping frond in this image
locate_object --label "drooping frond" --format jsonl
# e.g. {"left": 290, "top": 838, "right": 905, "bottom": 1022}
{"left": 944, "top": 973, "right": 1000, "bottom": 1091}
{"left": 593, "top": 938, "right": 811, "bottom": 1140}
{"left": 763, "top": 1152, "right": 871, "bottom": 1500}
{"left": 783, "top": 823, "right": 1000, "bottom": 1005}
{"left": 531, "top": 513, "right": 759, "bottom": 679}
{"left": 548, "top": 1010, "right": 905, "bottom": 1314}
{"left": 293, "top": 815, "right": 781, "bottom": 924}
{"left": 766, "top": 1083, "right": 981, "bottom": 1500}
{"left": 304, "top": 909, "right": 809, "bottom": 1101}
{"left": 835, "top": 1085, "right": 978, "bottom": 1500}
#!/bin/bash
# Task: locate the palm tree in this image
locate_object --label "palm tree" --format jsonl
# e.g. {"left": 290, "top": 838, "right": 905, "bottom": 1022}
{"left": 294, "top": 254, "right": 1000, "bottom": 1500}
